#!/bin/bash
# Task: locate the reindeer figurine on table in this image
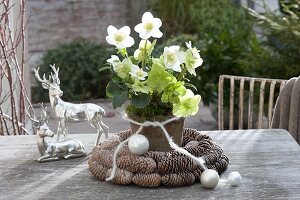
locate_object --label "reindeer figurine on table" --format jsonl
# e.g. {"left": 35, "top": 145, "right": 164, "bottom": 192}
{"left": 28, "top": 104, "right": 87, "bottom": 162}
{"left": 33, "top": 64, "right": 109, "bottom": 146}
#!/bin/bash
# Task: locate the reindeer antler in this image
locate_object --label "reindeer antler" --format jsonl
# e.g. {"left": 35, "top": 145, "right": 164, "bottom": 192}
{"left": 33, "top": 67, "right": 51, "bottom": 87}
{"left": 50, "top": 64, "right": 60, "bottom": 85}
{"left": 26, "top": 108, "right": 40, "bottom": 128}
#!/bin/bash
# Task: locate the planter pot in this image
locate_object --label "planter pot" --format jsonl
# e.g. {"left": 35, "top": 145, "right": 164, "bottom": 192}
{"left": 130, "top": 116, "right": 185, "bottom": 152}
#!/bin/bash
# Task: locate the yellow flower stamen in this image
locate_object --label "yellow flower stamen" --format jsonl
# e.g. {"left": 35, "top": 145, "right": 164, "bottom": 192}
{"left": 144, "top": 22, "right": 154, "bottom": 31}
{"left": 166, "top": 54, "right": 176, "bottom": 64}
{"left": 114, "top": 33, "right": 125, "bottom": 42}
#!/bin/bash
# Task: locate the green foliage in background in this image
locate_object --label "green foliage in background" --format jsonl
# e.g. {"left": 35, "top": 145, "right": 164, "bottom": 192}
{"left": 149, "top": 0, "right": 195, "bottom": 37}
{"left": 242, "top": 0, "right": 300, "bottom": 80}
{"left": 32, "top": 40, "right": 112, "bottom": 103}
{"left": 151, "top": 0, "right": 261, "bottom": 105}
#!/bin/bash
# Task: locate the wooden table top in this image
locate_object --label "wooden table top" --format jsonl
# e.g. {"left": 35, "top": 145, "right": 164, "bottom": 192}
{"left": 0, "top": 129, "right": 299, "bottom": 200}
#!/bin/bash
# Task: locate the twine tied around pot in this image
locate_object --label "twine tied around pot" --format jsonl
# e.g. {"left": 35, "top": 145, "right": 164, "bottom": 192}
{"left": 106, "top": 116, "right": 208, "bottom": 182}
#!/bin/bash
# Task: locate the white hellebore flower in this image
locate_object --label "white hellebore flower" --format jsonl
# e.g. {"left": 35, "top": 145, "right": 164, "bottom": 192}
{"left": 162, "top": 46, "right": 185, "bottom": 72}
{"left": 134, "top": 12, "right": 163, "bottom": 39}
{"left": 130, "top": 65, "right": 147, "bottom": 80}
{"left": 107, "top": 55, "right": 121, "bottom": 69}
{"left": 106, "top": 25, "right": 134, "bottom": 49}
{"left": 114, "top": 58, "right": 134, "bottom": 79}
{"left": 184, "top": 41, "right": 203, "bottom": 76}
{"left": 134, "top": 40, "right": 151, "bottom": 60}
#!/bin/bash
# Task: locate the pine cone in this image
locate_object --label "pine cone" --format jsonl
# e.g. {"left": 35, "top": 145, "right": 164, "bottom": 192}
{"left": 161, "top": 172, "right": 195, "bottom": 187}
{"left": 183, "top": 145, "right": 207, "bottom": 157}
{"left": 202, "top": 148, "right": 222, "bottom": 165}
{"left": 117, "top": 155, "right": 156, "bottom": 173}
{"left": 118, "top": 145, "right": 132, "bottom": 156}
{"left": 213, "top": 145, "right": 223, "bottom": 154}
{"left": 214, "top": 155, "right": 229, "bottom": 174}
{"left": 117, "top": 130, "right": 132, "bottom": 141}
{"left": 195, "top": 133, "right": 212, "bottom": 142}
{"left": 106, "top": 168, "right": 133, "bottom": 185}
{"left": 198, "top": 140, "right": 214, "bottom": 149}
{"left": 185, "top": 140, "right": 199, "bottom": 148}
{"left": 99, "top": 139, "right": 120, "bottom": 150}
{"left": 144, "top": 151, "right": 166, "bottom": 163}
{"left": 206, "top": 165, "right": 217, "bottom": 172}
{"left": 132, "top": 173, "right": 161, "bottom": 187}
{"left": 88, "top": 160, "right": 108, "bottom": 181}
{"left": 183, "top": 128, "right": 200, "bottom": 139}
{"left": 91, "top": 149, "right": 113, "bottom": 168}
{"left": 192, "top": 167, "right": 203, "bottom": 182}
{"left": 157, "top": 155, "right": 196, "bottom": 174}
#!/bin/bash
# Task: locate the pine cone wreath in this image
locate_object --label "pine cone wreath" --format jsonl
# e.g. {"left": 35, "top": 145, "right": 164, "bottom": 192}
{"left": 117, "top": 155, "right": 156, "bottom": 173}
{"left": 106, "top": 168, "right": 133, "bottom": 185}
{"left": 88, "top": 128, "right": 230, "bottom": 188}
{"left": 162, "top": 172, "right": 195, "bottom": 187}
{"left": 132, "top": 173, "right": 161, "bottom": 187}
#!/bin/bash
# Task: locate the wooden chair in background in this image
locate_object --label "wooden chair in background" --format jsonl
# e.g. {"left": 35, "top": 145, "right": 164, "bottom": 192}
{"left": 272, "top": 76, "right": 300, "bottom": 144}
{"left": 218, "top": 75, "right": 287, "bottom": 130}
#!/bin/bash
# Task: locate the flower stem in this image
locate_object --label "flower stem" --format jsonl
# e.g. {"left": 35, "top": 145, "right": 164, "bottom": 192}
{"left": 177, "top": 65, "right": 186, "bottom": 81}
{"left": 142, "top": 40, "right": 148, "bottom": 69}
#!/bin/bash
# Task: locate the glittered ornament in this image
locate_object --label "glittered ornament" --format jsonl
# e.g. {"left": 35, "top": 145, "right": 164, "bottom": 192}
{"left": 128, "top": 134, "right": 149, "bottom": 155}
{"left": 227, "top": 171, "right": 242, "bottom": 187}
{"left": 200, "top": 169, "right": 219, "bottom": 189}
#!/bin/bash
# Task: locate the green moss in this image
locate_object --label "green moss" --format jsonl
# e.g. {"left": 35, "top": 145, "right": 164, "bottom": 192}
{"left": 126, "top": 103, "right": 173, "bottom": 122}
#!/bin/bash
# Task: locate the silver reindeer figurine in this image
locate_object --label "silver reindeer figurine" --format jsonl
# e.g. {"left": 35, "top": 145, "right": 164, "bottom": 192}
{"left": 33, "top": 64, "right": 109, "bottom": 146}
{"left": 28, "top": 104, "right": 87, "bottom": 162}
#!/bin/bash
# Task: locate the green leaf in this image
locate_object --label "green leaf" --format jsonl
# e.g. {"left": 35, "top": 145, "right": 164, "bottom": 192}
{"left": 117, "top": 48, "right": 127, "bottom": 57}
{"left": 99, "top": 65, "right": 111, "bottom": 72}
{"left": 112, "top": 75, "right": 123, "bottom": 83}
{"left": 146, "top": 62, "right": 176, "bottom": 92}
{"left": 148, "top": 39, "right": 157, "bottom": 55}
{"left": 131, "top": 93, "right": 150, "bottom": 108}
{"left": 185, "top": 83, "right": 198, "bottom": 92}
{"left": 106, "top": 81, "right": 124, "bottom": 98}
{"left": 112, "top": 91, "right": 128, "bottom": 108}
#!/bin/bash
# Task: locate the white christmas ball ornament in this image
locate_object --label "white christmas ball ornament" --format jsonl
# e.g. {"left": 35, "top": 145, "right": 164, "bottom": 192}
{"left": 128, "top": 134, "right": 149, "bottom": 155}
{"left": 200, "top": 169, "right": 220, "bottom": 189}
{"left": 227, "top": 171, "right": 242, "bottom": 187}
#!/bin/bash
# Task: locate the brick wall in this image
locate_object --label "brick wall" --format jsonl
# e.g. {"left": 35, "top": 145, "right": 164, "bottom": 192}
{"left": 27, "top": 0, "right": 132, "bottom": 54}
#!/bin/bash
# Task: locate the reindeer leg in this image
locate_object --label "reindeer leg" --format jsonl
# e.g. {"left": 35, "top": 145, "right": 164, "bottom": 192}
{"left": 61, "top": 119, "right": 68, "bottom": 138}
{"left": 64, "top": 153, "right": 86, "bottom": 159}
{"left": 99, "top": 121, "right": 109, "bottom": 139}
{"left": 64, "top": 148, "right": 87, "bottom": 159}
{"left": 37, "top": 155, "right": 60, "bottom": 162}
{"left": 56, "top": 120, "right": 62, "bottom": 142}
{"left": 95, "top": 127, "right": 103, "bottom": 146}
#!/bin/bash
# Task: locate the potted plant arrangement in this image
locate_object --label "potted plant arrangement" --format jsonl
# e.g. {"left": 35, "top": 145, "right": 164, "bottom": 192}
{"left": 105, "top": 12, "right": 203, "bottom": 151}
